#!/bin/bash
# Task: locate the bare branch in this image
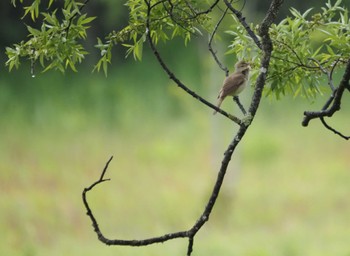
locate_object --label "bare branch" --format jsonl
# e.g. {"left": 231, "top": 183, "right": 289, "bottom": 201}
{"left": 146, "top": 2, "right": 242, "bottom": 124}
{"left": 183, "top": 0, "right": 221, "bottom": 20}
{"left": 99, "top": 156, "right": 113, "bottom": 181}
{"left": 186, "top": 237, "right": 194, "bottom": 256}
{"left": 320, "top": 117, "right": 350, "bottom": 140}
{"left": 302, "top": 58, "right": 350, "bottom": 139}
{"left": 233, "top": 96, "right": 247, "bottom": 115}
{"left": 82, "top": 157, "right": 189, "bottom": 247}
{"left": 208, "top": 1, "right": 231, "bottom": 75}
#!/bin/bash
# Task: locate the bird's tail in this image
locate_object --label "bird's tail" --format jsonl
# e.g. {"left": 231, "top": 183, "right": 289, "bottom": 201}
{"left": 213, "top": 98, "right": 223, "bottom": 115}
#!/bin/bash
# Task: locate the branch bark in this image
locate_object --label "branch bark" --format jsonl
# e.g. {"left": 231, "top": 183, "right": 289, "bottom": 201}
{"left": 82, "top": 0, "right": 285, "bottom": 255}
{"left": 302, "top": 58, "right": 350, "bottom": 139}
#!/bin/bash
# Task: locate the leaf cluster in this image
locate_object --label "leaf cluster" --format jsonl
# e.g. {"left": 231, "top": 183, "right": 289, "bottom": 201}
{"left": 226, "top": 0, "right": 350, "bottom": 99}
{"left": 6, "top": 0, "right": 350, "bottom": 101}
{"left": 94, "top": 0, "right": 213, "bottom": 75}
{"left": 6, "top": 0, "right": 95, "bottom": 73}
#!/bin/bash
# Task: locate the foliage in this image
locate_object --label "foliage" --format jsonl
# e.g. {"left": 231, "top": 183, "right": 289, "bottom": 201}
{"left": 6, "top": 0, "right": 95, "bottom": 73}
{"left": 6, "top": 0, "right": 213, "bottom": 76}
{"left": 5, "top": 0, "right": 350, "bottom": 96}
{"left": 93, "top": 0, "right": 212, "bottom": 75}
{"left": 226, "top": 0, "right": 350, "bottom": 99}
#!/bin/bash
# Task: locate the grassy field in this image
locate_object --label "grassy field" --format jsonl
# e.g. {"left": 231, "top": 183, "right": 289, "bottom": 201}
{"left": 0, "top": 58, "right": 349, "bottom": 256}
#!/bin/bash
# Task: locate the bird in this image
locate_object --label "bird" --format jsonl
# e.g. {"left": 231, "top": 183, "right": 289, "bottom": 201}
{"left": 213, "top": 60, "right": 250, "bottom": 115}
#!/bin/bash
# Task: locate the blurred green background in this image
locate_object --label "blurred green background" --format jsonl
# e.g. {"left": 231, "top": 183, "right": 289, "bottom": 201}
{"left": 1, "top": 1, "right": 350, "bottom": 255}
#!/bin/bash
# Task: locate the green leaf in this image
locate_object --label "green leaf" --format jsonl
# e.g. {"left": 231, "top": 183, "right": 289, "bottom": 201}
{"left": 26, "top": 25, "right": 40, "bottom": 36}
{"left": 290, "top": 7, "right": 303, "bottom": 19}
{"left": 79, "top": 16, "right": 96, "bottom": 25}
{"left": 311, "top": 45, "right": 323, "bottom": 58}
{"left": 326, "top": 44, "right": 335, "bottom": 55}
{"left": 302, "top": 8, "right": 314, "bottom": 18}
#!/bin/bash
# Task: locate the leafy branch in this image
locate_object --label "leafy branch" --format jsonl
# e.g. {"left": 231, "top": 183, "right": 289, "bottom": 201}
{"left": 93, "top": 0, "right": 216, "bottom": 75}
{"left": 6, "top": 0, "right": 95, "bottom": 74}
{"left": 223, "top": 0, "right": 350, "bottom": 138}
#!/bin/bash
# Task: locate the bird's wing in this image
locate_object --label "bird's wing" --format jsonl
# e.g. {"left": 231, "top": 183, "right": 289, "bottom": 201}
{"left": 218, "top": 73, "right": 246, "bottom": 99}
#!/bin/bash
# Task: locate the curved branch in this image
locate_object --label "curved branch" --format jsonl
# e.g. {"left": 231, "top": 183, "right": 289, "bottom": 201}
{"left": 146, "top": 2, "right": 242, "bottom": 124}
{"left": 208, "top": 1, "right": 231, "bottom": 75}
{"left": 82, "top": 157, "right": 189, "bottom": 246}
{"left": 302, "top": 58, "right": 350, "bottom": 139}
{"left": 82, "top": 0, "right": 285, "bottom": 255}
{"left": 184, "top": 0, "right": 221, "bottom": 20}
{"left": 320, "top": 117, "right": 350, "bottom": 140}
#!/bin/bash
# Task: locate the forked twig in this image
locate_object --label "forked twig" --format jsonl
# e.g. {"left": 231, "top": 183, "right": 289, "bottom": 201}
{"left": 302, "top": 58, "right": 350, "bottom": 139}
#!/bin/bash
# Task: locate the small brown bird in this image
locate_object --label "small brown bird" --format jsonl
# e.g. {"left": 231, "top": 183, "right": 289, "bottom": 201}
{"left": 213, "top": 60, "right": 250, "bottom": 115}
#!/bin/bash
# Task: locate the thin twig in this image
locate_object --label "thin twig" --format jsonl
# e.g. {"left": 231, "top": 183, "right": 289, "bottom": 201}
{"left": 162, "top": 0, "right": 197, "bottom": 36}
{"left": 99, "top": 156, "right": 113, "bottom": 181}
{"left": 320, "top": 117, "right": 350, "bottom": 140}
{"left": 208, "top": 1, "right": 231, "bottom": 74}
{"left": 223, "top": 0, "right": 262, "bottom": 49}
{"left": 183, "top": 0, "right": 221, "bottom": 20}
{"left": 146, "top": 2, "right": 242, "bottom": 125}
{"left": 274, "top": 39, "right": 304, "bottom": 65}
{"left": 309, "top": 57, "right": 337, "bottom": 91}
{"left": 239, "top": 0, "right": 247, "bottom": 12}
{"left": 233, "top": 96, "right": 247, "bottom": 115}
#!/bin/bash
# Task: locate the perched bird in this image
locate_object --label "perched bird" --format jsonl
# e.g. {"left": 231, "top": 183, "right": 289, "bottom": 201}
{"left": 213, "top": 60, "right": 250, "bottom": 115}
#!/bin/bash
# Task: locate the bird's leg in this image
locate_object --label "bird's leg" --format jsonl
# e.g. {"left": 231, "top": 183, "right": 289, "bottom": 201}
{"left": 233, "top": 96, "right": 246, "bottom": 115}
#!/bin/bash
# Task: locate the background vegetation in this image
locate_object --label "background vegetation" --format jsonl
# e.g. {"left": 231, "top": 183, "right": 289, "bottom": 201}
{"left": 1, "top": 0, "right": 349, "bottom": 255}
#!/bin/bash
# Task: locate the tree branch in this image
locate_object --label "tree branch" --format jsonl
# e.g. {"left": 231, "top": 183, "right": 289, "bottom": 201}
{"left": 233, "top": 96, "right": 247, "bottom": 115}
{"left": 320, "top": 117, "right": 350, "bottom": 140}
{"left": 302, "top": 58, "right": 350, "bottom": 139}
{"left": 82, "top": 0, "right": 285, "bottom": 255}
{"left": 146, "top": 2, "right": 243, "bottom": 124}
{"left": 208, "top": 1, "right": 247, "bottom": 115}
{"left": 223, "top": 0, "right": 262, "bottom": 50}
{"left": 309, "top": 57, "right": 341, "bottom": 92}
{"left": 183, "top": 0, "right": 221, "bottom": 20}
{"left": 208, "top": 1, "right": 231, "bottom": 75}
